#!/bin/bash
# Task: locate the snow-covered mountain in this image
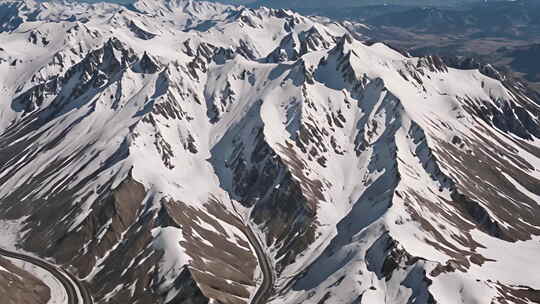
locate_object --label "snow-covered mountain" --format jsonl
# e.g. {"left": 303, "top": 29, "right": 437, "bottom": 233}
{"left": 1, "top": 1, "right": 540, "bottom": 304}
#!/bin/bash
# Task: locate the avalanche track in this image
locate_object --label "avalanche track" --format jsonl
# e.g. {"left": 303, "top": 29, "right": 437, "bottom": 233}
{"left": 0, "top": 248, "right": 92, "bottom": 304}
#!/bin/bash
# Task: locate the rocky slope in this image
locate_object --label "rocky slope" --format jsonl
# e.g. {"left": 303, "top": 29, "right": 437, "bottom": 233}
{"left": 0, "top": 257, "right": 50, "bottom": 304}
{"left": 0, "top": 1, "right": 540, "bottom": 304}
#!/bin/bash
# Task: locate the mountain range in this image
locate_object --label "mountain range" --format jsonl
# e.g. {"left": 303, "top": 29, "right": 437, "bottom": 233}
{"left": 0, "top": 0, "right": 540, "bottom": 304}
{"left": 331, "top": 0, "right": 540, "bottom": 93}
{"left": 46, "top": 0, "right": 513, "bottom": 8}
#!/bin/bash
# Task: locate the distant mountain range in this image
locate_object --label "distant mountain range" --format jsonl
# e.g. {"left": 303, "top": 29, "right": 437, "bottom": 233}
{"left": 63, "top": 0, "right": 510, "bottom": 8}
{"left": 246, "top": 0, "right": 509, "bottom": 9}
{"left": 322, "top": 0, "right": 540, "bottom": 91}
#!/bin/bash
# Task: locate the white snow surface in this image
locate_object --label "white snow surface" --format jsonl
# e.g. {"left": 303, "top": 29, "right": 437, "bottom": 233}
{"left": 0, "top": 0, "right": 540, "bottom": 304}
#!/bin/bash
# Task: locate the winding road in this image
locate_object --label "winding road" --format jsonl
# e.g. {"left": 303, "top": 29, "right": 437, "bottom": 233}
{"left": 1, "top": 215, "right": 271, "bottom": 304}
{"left": 231, "top": 202, "right": 275, "bottom": 304}
{"left": 244, "top": 223, "right": 274, "bottom": 304}
{"left": 0, "top": 248, "right": 92, "bottom": 304}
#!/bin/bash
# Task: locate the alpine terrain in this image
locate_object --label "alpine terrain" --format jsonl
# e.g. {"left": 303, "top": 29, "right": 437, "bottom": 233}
{"left": 0, "top": 1, "right": 540, "bottom": 304}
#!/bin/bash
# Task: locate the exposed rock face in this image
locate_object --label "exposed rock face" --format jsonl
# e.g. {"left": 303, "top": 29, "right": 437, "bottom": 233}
{"left": 0, "top": 1, "right": 540, "bottom": 304}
